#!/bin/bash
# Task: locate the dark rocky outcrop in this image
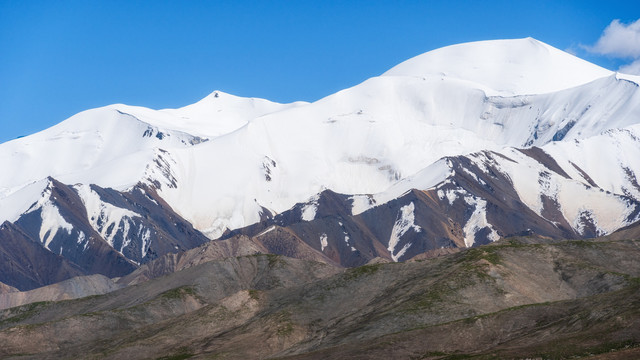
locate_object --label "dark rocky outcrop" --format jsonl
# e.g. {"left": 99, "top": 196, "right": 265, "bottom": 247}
{"left": 0, "top": 221, "right": 86, "bottom": 291}
{"left": 0, "top": 179, "right": 209, "bottom": 291}
{"left": 221, "top": 150, "right": 639, "bottom": 267}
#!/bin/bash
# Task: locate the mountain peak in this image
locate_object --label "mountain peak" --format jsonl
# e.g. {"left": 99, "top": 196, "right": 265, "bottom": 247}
{"left": 382, "top": 38, "right": 612, "bottom": 95}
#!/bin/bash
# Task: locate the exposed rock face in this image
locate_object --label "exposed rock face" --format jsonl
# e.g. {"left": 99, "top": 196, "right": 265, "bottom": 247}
{"left": 0, "top": 178, "right": 209, "bottom": 291}
{"left": 221, "top": 148, "right": 640, "bottom": 267}
{"left": 0, "top": 221, "right": 86, "bottom": 291}
{"left": 0, "top": 238, "right": 639, "bottom": 359}
{"left": 12, "top": 178, "right": 137, "bottom": 282}
{"left": 81, "top": 183, "right": 210, "bottom": 264}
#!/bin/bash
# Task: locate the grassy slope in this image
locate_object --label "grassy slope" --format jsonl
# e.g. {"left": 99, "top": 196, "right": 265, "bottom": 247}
{"left": 0, "top": 237, "right": 639, "bottom": 359}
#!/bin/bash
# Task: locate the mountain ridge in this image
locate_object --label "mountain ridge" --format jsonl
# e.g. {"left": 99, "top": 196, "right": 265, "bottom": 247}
{"left": 2, "top": 37, "right": 640, "bottom": 290}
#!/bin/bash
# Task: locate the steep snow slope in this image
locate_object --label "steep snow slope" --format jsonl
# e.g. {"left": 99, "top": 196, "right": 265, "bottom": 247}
{"left": 544, "top": 125, "right": 640, "bottom": 200}
{"left": 0, "top": 93, "right": 304, "bottom": 222}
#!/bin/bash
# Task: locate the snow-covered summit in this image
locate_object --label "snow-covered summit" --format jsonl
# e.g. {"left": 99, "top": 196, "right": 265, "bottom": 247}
{"left": 383, "top": 38, "right": 613, "bottom": 95}
{"left": 156, "top": 90, "right": 308, "bottom": 137}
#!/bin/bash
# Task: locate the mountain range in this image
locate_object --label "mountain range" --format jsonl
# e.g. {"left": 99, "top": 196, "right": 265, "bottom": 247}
{"left": 2, "top": 37, "right": 640, "bottom": 359}
{"left": 2, "top": 37, "right": 640, "bottom": 292}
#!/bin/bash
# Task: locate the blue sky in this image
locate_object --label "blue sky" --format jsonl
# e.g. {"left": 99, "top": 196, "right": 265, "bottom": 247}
{"left": 1, "top": 0, "right": 639, "bottom": 144}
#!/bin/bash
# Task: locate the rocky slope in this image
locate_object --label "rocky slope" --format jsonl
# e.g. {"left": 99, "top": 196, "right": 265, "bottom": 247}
{"left": 0, "top": 179, "right": 210, "bottom": 291}
{"left": 0, "top": 274, "right": 121, "bottom": 310}
{"left": 1, "top": 236, "right": 639, "bottom": 359}
{"left": 222, "top": 146, "right": 640, "bottom": 267}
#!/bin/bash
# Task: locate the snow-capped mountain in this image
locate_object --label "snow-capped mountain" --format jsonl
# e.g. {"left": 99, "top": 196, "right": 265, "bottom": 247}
{"left": 3, "top": 37, "right": 640, "bottom": 288}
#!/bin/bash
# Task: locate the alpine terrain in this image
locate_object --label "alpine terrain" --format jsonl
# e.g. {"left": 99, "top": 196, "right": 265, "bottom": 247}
{"left": 1, "top": 38, "right": 640, "bottom": 358}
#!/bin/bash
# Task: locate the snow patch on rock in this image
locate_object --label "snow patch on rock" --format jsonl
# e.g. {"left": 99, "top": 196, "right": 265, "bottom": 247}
{"left": 23, "top": 183, "right": 73, "bottom": 250}
{"left": 388, "top": 202, "right": 421, "bottom": 262}
{"left": 75, "top": 184, "right": 140, "bottom": 251}
{"left": 33, "top": 201, "right": 73, "bottom": 250}
{"left": 320, "top": 233, "right": 328, "bottom": 252}
{"left": 256, "top": 226, "right": 276, "bottom": 237}
{"left": 140, "top": 227, "right": 151, "bottom": 258}
{"left": 301, "top": 195, "right": 319, "bottom": 221}
{"left": 462, "top": 196, "right": 500, "bottom": 247}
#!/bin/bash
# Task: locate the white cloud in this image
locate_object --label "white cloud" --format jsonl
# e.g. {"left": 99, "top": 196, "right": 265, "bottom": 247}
{"left": 619, "top": 59, "right": 640, "bottom": 75}
{"left": 586, "top": 18, "right": 640, "bottom": 74}
{"left": 589, "top": 19, "right": 640, "bottom": 58}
